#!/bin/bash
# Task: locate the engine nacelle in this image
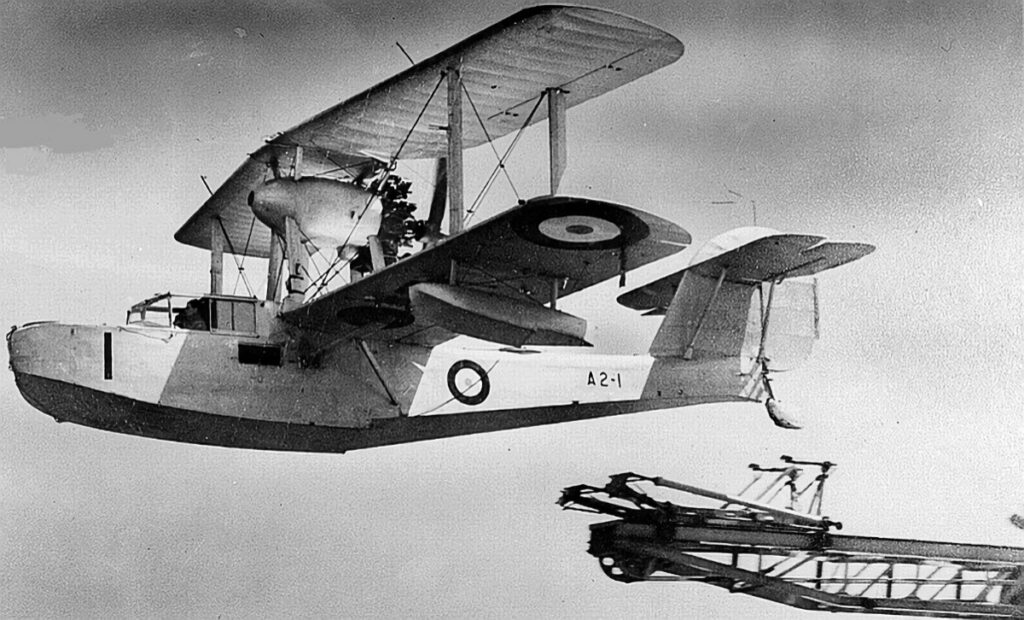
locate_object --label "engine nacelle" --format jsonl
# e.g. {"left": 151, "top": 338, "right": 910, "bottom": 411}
{"left": 409, "top": 283, "right": 589, "bottom": 347}
{"left": 248, "top": 177, "right": 381, "bottom": 250}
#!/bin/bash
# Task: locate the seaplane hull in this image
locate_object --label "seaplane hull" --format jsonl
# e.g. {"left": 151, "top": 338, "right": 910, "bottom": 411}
{"left": 12, "top": 372, "right": 750, "bottom": 453}
{"left": 8, "top": 320, "right": 754, "bottom": 453}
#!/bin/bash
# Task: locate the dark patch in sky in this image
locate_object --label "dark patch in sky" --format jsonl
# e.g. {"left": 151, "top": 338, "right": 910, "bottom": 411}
{"left": 54, "top": 1, "right": 330, "bottom": 45}
{"left": 0, "top": 113, "right": 113, "bottom": 152}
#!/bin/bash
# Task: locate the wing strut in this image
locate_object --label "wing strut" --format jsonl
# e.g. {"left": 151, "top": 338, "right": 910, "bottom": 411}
{"left": 446, "top": 67, "right": 464, "bottom": 235}
{"left": 357, "top": 340, "right": 403, "bottom": 413}
{"left": 547, "top": 87, "right": 566, "bottom": 194}
{"left": 283, "top": 216, "right": 308, "bottom": 309}
{"left": 210, "top": 221, "right": 224, "bottom": 294}
{"left": 266, "top": 234, "right": 284, "bottom": 301}
{"left": 463, "top": 94, "right": 544, "bottom": 228}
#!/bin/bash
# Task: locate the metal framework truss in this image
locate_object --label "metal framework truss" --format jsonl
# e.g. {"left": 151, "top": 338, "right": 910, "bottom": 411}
{"left": 560, "top": 461, "right": 1024, "bottom": 617}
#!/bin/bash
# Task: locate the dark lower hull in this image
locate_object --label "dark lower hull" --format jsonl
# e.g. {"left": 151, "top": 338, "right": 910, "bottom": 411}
{"left": 13, "top": 372, "right": 721, "bottom": 453}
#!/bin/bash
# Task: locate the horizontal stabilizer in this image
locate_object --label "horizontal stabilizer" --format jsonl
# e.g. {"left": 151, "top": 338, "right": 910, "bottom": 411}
{"left": 640, "top": 227, "right": 871, "bottom": 365}
{"left": 619, "top": 228, "right": 874, "bottom": 313}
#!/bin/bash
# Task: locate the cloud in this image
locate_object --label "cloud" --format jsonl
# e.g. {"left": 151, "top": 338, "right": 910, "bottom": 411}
{"left": 0, "top": 113, "right": 113, "bottom": 153}
{"left": 0, "top": 146, "right": 53, "bottom": 175}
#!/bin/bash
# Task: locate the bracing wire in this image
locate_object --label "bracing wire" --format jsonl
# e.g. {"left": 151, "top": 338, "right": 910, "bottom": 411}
{"left": 232, "top": 217, "right": 257, "bottom": 296}
{"left": 216, "top": 217, "right": 256, "bottom": 298}
{"left": 305, "top": 73, "right": 447, "bottom": 299}
{"left": 461, "top": 82, "right": 522, "bottom": 201}
{"left": 295, "top": 230, "right": 346, "bottom": 298}
{"left": 463, "top": 93, "right": 545, "bottom": 228}
{"left": 392, "top": 73, "right": 446, "bottom": 166}
{"left": 282, "top": 74, "right": 545, "bottom": 299}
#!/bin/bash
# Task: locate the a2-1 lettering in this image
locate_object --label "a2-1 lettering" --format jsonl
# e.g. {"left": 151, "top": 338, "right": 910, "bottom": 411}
{"left": 587, "top": 371, "right": 622, "bottom": 388}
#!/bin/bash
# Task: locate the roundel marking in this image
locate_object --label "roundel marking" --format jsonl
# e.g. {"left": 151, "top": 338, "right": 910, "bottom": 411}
{"left": 446, "top": 360, "right": 490, "bottom": 406}
{"left": 511, "top": 199, "right": 649, "bottom": 250}
{"left": 537, "top": 215, "right": 621, "bottom": 244}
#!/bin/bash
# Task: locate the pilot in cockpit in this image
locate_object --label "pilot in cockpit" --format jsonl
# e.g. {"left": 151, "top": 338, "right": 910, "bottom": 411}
{"left": 174, "top": 299, "right": 209, "bottom": 330}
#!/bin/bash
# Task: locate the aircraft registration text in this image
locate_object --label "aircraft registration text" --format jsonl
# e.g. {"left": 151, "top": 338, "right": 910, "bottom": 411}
{"left": 587, "top": 371, "right": 623, "bottom": 388}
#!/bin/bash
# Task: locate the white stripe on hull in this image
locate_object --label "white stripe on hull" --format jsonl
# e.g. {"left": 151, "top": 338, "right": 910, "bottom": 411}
{"left": 409, "top": 347, "right": 656, "bottom": 416}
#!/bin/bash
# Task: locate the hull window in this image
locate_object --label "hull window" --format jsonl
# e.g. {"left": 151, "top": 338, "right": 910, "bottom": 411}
{"left": 212, "top": 299, "right": 257, "bottom": 334}
{"left": 238, "top": 343, "right": 282, "bottom": 366}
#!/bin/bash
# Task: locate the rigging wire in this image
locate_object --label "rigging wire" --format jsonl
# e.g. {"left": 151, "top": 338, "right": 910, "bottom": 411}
{"left": 456, "top": 261, "right": 548, "bottom": 305}
{"left": 295, "top": 230, "right": 345, "bottom": 298}
{"left": 215, "top": 216, "right": 256, "bottom": 298}
{"left": 231, "top": 217, "right": 257, "bottom": 296}
{"left": 460, "top": 83, "right": 522, "bottom": 202}
{"left": 463, "top": 93, "right": 545, "bottom": 228}
{"left": 280, "top": 74, "right": 545, "bottom": 299}
{"left": 198, "top": 176, "right": 256, "bottom": 298}
{"left": 306, "top": 72, "right": 447, "bottom": 299}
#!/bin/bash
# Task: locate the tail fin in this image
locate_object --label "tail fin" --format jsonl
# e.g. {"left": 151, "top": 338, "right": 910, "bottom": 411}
{"left": 618, "top": 227, "right": 873, "bottom": 368}
{"left": 647, "top": 273, "right": 818, "bottom": 372}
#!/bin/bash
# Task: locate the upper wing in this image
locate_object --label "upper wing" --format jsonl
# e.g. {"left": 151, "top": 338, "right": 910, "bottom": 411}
{"left": 175, "top": 5, "right": 684, "bottom": 258}
{"left": 284, "top": 195, "right": 690, "bottom": 346}
{"left": 619, "top": 234, "right": 875, "bottom": 313}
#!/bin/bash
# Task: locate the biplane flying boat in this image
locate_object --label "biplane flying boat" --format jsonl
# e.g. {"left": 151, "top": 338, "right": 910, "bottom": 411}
{"left": 7, "top": 6, "right": 873, "bottom": 452}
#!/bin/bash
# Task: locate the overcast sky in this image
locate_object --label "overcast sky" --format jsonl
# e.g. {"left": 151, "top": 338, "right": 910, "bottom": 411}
{"left": 2, "top": 1, "right": 1022, "bottom": 618}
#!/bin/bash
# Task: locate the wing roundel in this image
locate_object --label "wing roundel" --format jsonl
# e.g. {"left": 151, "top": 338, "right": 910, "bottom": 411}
{"left": 283, "top": 195, "right": 691, "bottom": 347}
{"left": 510, "top": 200, "right": 651, "bottom": 250}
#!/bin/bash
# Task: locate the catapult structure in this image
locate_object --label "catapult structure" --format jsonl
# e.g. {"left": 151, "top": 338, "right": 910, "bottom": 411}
{"left": 560, "top": 457, "right": 1024, "bottom": 617}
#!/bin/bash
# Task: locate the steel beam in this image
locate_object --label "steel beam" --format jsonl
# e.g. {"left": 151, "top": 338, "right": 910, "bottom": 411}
{"left": 614, "top": 541, "right": 1022, "bottom": 617}
{"left": 651, "top": 475, "right": 831, "bottom": 528}
{"left": 605, "top": 521, "right": 1024, "bottom": 565}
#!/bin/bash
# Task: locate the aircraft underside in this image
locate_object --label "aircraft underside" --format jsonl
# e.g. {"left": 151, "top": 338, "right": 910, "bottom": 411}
{"left": 12, "top": 371, "right": 742, "bottom": 453}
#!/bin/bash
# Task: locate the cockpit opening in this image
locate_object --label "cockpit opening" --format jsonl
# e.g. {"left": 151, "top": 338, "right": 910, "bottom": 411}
{"left": 126, "top": 293, "right": 257, "bottom": 334}
{"left": 174, "top": 298, "right": 210, "bottom": 330}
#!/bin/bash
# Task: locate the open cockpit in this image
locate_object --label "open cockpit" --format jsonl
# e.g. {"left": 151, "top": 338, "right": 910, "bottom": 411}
{"left": 126, "top": 293, "right": 261, "bottom": 336}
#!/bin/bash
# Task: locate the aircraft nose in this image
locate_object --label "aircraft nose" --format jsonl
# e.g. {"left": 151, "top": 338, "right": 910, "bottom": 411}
{"left": 7, "top": 322, "right": 57, "bottom": 376}
{"left": 8, "top": 324, "right": 32, "bottom": 375}
{"left": 8, "top": 322, "right": 74, "bottom": 420}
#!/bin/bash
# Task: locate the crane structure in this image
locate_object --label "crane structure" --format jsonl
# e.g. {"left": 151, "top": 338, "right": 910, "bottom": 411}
{"left": 559, "top": 457, "right": 1024, "bottom": 617}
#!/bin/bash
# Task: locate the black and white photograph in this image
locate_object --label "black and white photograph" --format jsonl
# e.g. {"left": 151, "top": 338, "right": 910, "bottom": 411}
{"left": 2, "top": 1, "right": 1022, "bottom": 617}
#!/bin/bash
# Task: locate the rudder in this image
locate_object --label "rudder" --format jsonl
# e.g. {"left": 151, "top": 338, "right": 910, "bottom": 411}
{"left": 619, "top": 227, "right": 872, "bottom": 370}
